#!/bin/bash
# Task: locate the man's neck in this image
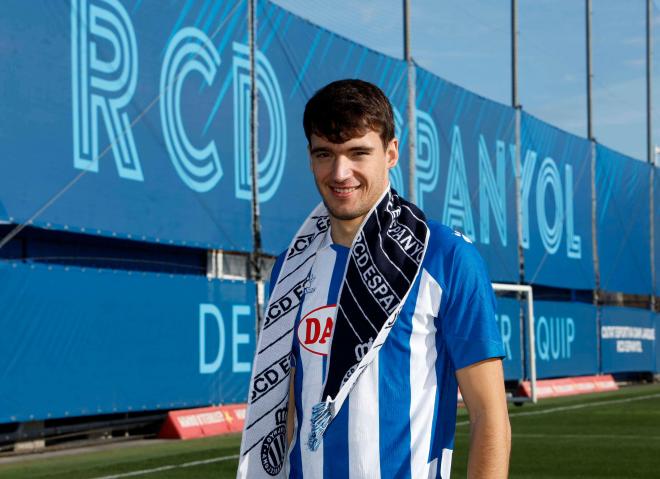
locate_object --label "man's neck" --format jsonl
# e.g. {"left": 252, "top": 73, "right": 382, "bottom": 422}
{"left": 329, "top": 215, "right": 364, "bottom": 247}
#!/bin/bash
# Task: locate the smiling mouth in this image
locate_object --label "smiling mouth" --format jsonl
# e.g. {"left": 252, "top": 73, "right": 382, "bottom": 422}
{"left": 330, "top": 186, "right": 359, "bottom": 195}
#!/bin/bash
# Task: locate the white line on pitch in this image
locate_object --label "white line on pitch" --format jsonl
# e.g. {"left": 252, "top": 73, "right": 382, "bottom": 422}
{"left": 456, "top": 392, "right": 660, "bottom": 426}
{"left": 90, "top": 454, "right": 240, "bottom": 479}
{"left": 455, "top": 432, "right": 660, "bottom": 440}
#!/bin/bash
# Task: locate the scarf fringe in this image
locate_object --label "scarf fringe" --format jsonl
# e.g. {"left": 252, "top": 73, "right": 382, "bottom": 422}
{"left": 307, "top": 401, "right": 332, "bottom": 451}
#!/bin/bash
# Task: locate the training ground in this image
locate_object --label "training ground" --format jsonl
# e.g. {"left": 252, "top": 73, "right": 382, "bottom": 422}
{"left": 1, "top": 384, "right": 659, "bottom": 478}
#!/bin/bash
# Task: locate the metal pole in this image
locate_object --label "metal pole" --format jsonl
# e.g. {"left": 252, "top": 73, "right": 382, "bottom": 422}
{"left": 648, "top": 0, "right": 656, "bottom": 311}
{"left": 511, "top": 0, "right": 523, "bottom": 283}
{"left": 248, "top": 0, "right": 264, "bottom": 333}
{"left": 587, "top": 0, "right": 600, "bottom": 304}
{"left": 647, "top": 0, "right": 654, "bottom": 166}
{"left": 511, "top": 0, "right": 531, "bottom": 390}
{"left": 586, "top": 1, "right": 603, "bottom": 372}
{"left": 511, "top": 0, "right": 519, "bottom": 110}
{"left": 586, "top": 0, "right": 594, "bottom": 141}
{"left": 403, "top": 0, "right": 416, "bottom": 203}
{"left": 511, "top": 0, "right": 524, "bottom": 281}
{"left": 511, "top": 0, "right": 525, "bottom": 283}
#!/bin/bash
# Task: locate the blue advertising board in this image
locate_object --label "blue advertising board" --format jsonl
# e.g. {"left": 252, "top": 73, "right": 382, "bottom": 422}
{"left": 601, "top": 306, "right": 656, "bottom": 374}
{"left": 521, "top": 114, "right": 594, "bottom": 289}
{"left": 525, "top": 301, "right": 598, "bottom": 379}
{"left": 0, "top": 0, "right": 656, "bottom": 298}
{"left": 0, "top": 0, "right": 256, "bottom": 250}
{"left": 596, "top": 146, "right": 652, "bottom": 295}
{"left": 413, "top": 67, "right": 519, "bottom": 282}
{"left": 0, "top": 262, "right": 256, "bottom": 423}
{"left": 495, "top": 297, "right": 523, "bottom": 380}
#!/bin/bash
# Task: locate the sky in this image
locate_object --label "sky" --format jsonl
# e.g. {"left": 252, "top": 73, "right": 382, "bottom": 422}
{"left": 271, "top": 0, "right": 660, "bottom": 162}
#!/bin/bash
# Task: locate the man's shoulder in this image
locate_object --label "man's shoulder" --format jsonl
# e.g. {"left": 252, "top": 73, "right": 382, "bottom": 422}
{"left": 424, "top": 219, "right": 477, "bottom": 260}
{"left": 421, "top": 219, "right": 488, "bottom": 287}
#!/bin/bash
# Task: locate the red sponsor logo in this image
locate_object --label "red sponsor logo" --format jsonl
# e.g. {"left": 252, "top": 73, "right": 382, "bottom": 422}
{"left": 297, "top": 305, "right": 335, "bottom": 356}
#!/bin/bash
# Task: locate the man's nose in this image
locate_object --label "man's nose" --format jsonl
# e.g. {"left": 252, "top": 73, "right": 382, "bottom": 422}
{"left": 332, "top": 155, "right": 352, "bottom": 182}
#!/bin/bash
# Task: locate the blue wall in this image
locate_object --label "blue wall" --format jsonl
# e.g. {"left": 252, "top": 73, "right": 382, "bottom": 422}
{"left": 601, "top": 306, "right": 656, "bottom": 374}
{"left": 0, "top": 262, "right": 256, "bottom": 423}
{"left": 529, "top": 301, "right": 598, "bottom": 379}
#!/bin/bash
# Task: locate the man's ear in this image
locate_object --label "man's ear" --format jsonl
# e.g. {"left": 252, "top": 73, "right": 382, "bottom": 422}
{"left": 386, "top": 138, "right": 399, "bottom": 169}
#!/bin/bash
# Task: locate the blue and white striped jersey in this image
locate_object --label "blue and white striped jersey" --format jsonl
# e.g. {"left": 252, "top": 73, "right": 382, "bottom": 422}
{"left": 268, "top": 220, "right": 505, "bottom": 479}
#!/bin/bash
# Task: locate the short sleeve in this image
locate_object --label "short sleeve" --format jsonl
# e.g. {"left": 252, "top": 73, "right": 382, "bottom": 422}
{"left": 439, "top": 242, "right": 505, "bottom": 371}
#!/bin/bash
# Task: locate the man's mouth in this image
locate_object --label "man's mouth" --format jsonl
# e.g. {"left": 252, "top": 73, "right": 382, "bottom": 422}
{"left": 330, "top": 185, "right": 359, "bottom": 197}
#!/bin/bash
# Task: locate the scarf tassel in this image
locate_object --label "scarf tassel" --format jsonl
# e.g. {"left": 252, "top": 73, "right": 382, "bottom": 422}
{"left": 307, "top": 401, "right": 333, "bottom": 451}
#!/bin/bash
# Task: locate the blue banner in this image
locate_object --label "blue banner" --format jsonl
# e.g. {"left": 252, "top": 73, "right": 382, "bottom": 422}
{"left": 526, "top": 301, "right": 598, "bottom": 379}
{"left": 256, "top": 1, "right": 410, "bottom": 254}
{"left": 0, "top": 0, "right": 655, "bottom": 297}
{"left": 596, "top": 145, "right": 652, "bottom": 295}
{"left": 413, "top": 68, "right": 519, "bottom": 282}
{"left": 0, "top": 262, "right": 256, "bottom": 423}
{"left": 521, "top": 114, "right": 594, "bottom": 289}
{"left": 0, "top": 0, "right": 254, "bottom": 250}
{"left": 601, "top": 306, "right": 656, "bottom": 374}
{"left": 495, "top": 297, "right": 523, "bottom": 380}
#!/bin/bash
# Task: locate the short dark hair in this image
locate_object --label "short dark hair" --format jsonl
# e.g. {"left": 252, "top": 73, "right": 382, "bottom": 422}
{"left": 303, "top": 79, "right": 395, "bottom": 147}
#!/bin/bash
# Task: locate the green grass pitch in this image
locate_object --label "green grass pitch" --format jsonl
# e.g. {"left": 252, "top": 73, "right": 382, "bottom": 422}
{"left": 1, "top": 384, "right": 659, "bottom": 478}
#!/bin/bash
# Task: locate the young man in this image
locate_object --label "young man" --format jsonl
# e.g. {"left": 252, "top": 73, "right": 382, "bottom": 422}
{"left": 238, "top": 79, "right": 510, "bottom": 479}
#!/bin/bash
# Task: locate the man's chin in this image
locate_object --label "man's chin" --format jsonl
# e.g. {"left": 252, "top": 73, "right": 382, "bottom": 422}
{"left": 323, "top": 202, "right": 366, "bottom": 221}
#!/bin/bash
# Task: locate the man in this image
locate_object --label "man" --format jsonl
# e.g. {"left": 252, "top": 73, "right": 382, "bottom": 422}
{"left": 238, "top": 79, "right": 510, "bottom": 479}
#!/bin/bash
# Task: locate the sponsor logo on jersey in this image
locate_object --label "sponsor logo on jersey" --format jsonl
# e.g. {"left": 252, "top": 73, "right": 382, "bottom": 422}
{"left": 260, "top": 408, "right": 287, "bottom": 476}
{"left": 453, "top": 229, "right": 473, "bottom": 243}
{"left": 297, "top": 305, "right": 335, "bottom": 356}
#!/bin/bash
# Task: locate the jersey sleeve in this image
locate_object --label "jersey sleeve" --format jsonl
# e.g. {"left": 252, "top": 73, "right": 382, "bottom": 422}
{"left": 439, "top": 241, "right": 505, "bottom": 371}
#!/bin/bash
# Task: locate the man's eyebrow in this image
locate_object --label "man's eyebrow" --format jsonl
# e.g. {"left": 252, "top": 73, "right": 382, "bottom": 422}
{"left": 309, "top": 146, "right": 332, "bottom": 155}
{"left": 309, "top": 145, "right": 375, "bottom": 155}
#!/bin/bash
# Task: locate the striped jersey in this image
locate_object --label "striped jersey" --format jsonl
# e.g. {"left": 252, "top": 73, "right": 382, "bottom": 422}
{"left": 268, "top": 219, "right": 505, "bottom": 479}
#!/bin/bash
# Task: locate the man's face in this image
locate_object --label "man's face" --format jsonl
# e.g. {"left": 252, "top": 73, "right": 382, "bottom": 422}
{"left": 308, "top": 130, "right": 398, "bottom": 222}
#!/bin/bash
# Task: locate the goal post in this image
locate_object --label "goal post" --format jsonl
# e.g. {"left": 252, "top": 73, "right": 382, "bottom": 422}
{"left": 492, "top": 283, "right": 537, "bottom": 404}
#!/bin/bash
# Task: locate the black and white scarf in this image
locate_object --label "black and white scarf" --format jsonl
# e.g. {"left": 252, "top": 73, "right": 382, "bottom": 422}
{"left": 237, "top": 188, "right": 429, "bottom": 478}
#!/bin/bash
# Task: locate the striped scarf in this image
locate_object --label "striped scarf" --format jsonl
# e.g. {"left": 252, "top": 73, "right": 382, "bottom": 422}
{"left": 238, "top": 187, "right": 429, "bottom": 478}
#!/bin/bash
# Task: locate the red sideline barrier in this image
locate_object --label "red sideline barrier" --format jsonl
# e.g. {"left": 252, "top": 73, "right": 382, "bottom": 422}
{"left": 517, "top": 375, "right": 618, "bottom": 399}
{"left": 159, "top": 403, "right": 247, "bottom": 439}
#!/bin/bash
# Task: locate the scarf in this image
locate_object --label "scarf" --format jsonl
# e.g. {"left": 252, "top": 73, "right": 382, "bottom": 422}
{"left": 237, "top": 187, "right": 429, "bottom": 478}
